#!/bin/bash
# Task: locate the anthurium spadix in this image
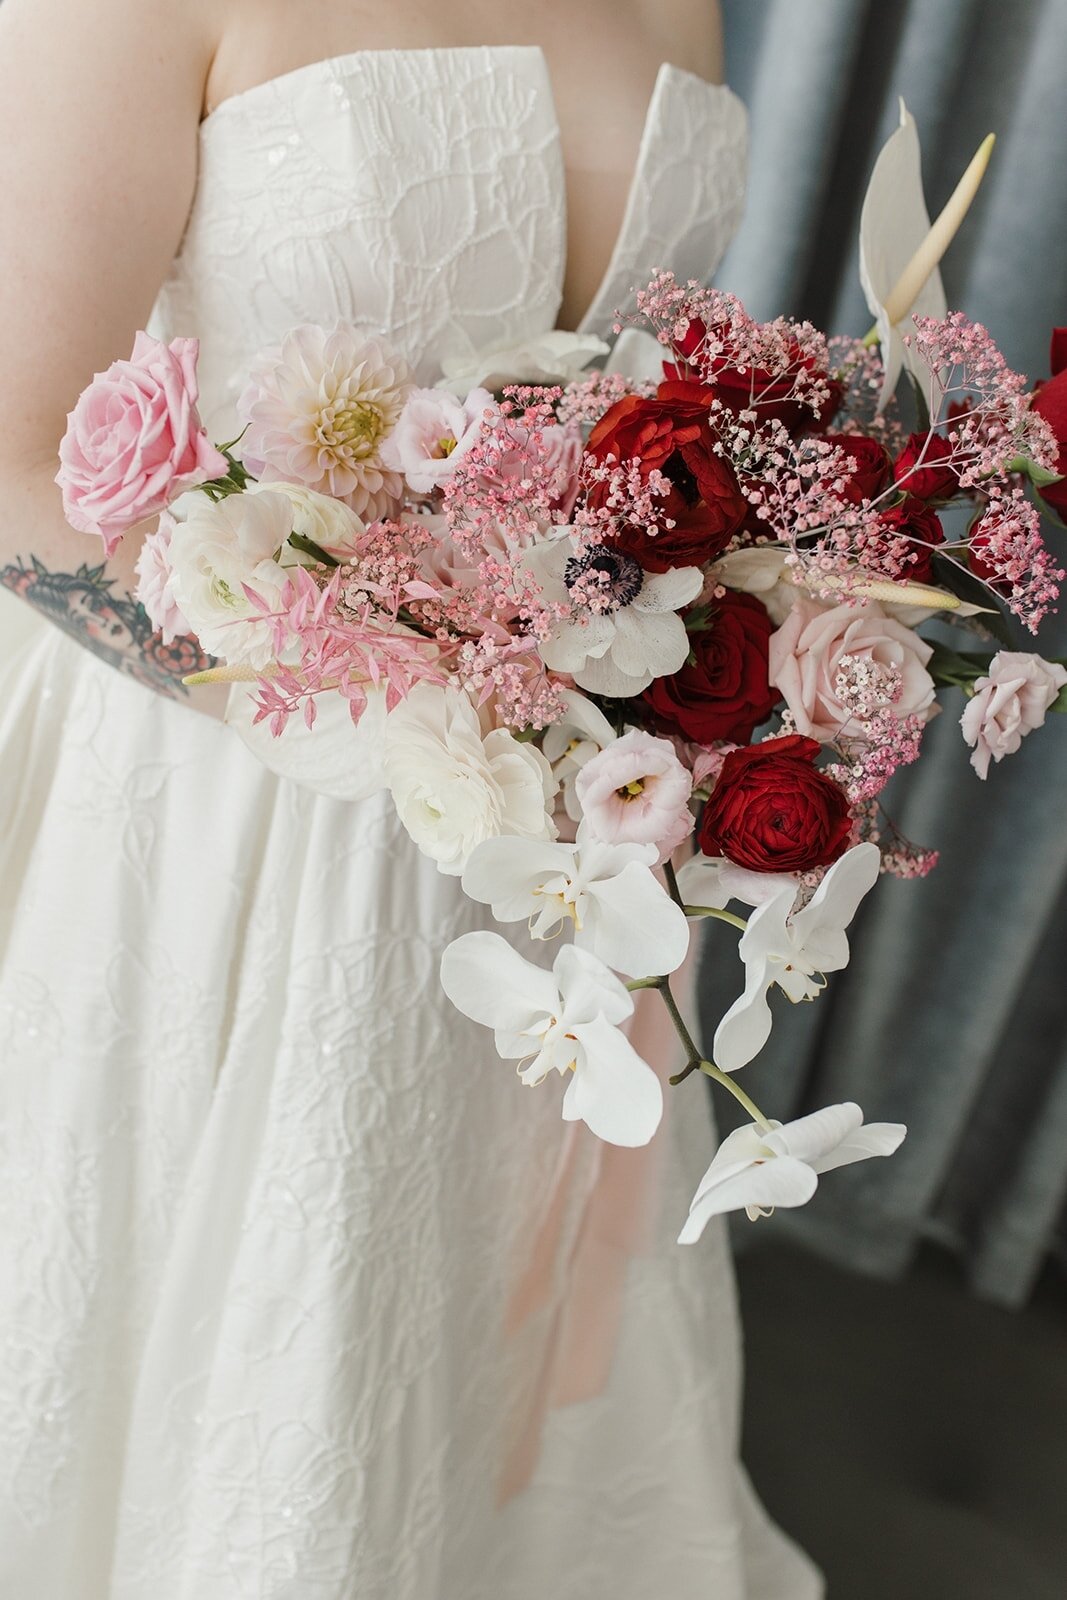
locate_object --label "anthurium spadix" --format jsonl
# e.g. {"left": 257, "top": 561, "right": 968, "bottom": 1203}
{"left": 440, "top": 932, "right": 663, "bottom": 1147}
{"left": 677, "top": 1102, "right": 907, "bottom": 1241}
{"left": 460, "top": 829, "right": 690, "bottom": 979}
{"left": 860, "top": 100, "right": 949, "bottom": 411}
{"left": 713, "top": 843, "right": 881, "bottom": 1073}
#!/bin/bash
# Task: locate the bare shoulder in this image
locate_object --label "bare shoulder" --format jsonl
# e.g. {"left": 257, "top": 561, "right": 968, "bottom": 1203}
{"left": 634, "top": 0, "right": 724, "bottom": 84}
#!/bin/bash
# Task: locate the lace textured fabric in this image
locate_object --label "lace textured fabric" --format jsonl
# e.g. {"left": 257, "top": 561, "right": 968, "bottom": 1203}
{"left": 0, "top": 46, "right": 821, "bottom": 1598}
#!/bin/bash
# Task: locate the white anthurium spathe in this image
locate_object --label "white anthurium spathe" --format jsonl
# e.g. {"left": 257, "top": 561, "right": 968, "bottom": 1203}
{"left": 677, "top": 1102, "right": 906, "bottom": 1241}
{"left": 714, "top": 842, "right": 882, "bottom": 1073}
{"left": 440, "top": 931, "right": 663, "bottom": 1147}
{"left": 461, "top": 828, "right": 690, "bottom": 980}
{"left": 525, "top": 529, "right": 703, "bottom": 698}
{"left": 435, "top": 330, "right": 609, "bottom": 394}
{"left": 540, "top": 690, "right": 618, "bottom": 823}
{"left": 859, "top": 100, "right": 948, "bottom": 410}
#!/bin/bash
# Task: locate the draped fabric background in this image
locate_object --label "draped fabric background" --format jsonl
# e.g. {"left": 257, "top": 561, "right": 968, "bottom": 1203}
{"left": 700, "top": 0, "right": 1067, "bottom": 1308}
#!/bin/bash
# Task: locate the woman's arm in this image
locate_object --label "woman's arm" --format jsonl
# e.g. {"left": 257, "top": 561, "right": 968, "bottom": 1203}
{"left": 0, "top": 0, "right": 226, "bottom": 707}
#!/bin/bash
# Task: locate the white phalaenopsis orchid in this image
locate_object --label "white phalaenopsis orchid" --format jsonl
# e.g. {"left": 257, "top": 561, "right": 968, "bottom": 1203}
{"left": 714, "top": 843, "right": 881, "bottom": 1073}
{"left": 676, "top": 853, "right": 800, "bottom": 913}
{"left": 461, "top": 830, "right": 690, "bottom": 980}
{"left": 677, "top": 1102, "right": 906, "bottom": 1241}
{"left": 440, "top": 932, "right": 663, "bottom": 1146}
{"left": 859, "top": 100, "right": 948, "bottom": 410}
{"left": 540, "top": 690, "right": 617, "bottom": 823}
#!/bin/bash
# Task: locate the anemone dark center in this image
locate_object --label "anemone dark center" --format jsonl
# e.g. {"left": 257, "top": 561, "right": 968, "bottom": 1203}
{"left": 563, "top": 548, "right": 644, "bottom": 610}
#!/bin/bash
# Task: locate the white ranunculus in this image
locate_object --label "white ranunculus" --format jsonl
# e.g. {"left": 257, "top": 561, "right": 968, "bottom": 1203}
{"left": 436, "top": 330, "right": 609, "bottom": 394}
{"left": 383, "top": 684, "right": 557, "bottom": 875}
{"left": 245, "top": 479, "right": 366, "bottom": 561}
{"left": 166, "top": 489, "right": 293, "bottom": 669}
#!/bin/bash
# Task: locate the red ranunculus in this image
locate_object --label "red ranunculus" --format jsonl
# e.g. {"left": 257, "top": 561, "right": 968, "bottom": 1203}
{"left": 642, "top": 590, "right": 780, "bottom": 744}
{"left": 870, "top": 498, "right": 944, "bottom": 584}
{"left": 892, "top": 431, "right": 957, "bottom": 501}
{"left": 586, "top": 378, "right": 747, "bottom": 571}
{"left": 1031, "top": 327, "right": 1067, "bottom": 520}
{"left": 698, "top": 734, "right": 853, "bottom": 872}
{"left": 817, "top": 433, "right": 892, "bottom": 503}
{"left": 667, "top": 318, "right": 843, "bottom": 433}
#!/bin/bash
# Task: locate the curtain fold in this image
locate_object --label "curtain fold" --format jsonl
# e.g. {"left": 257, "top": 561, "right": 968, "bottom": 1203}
{"left": 701, "top": 0, "right": 1067, "bottom": 1307}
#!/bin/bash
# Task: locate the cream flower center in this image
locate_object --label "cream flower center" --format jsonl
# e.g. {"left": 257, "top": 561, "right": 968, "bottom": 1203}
{"left": 319, "top": 397, "right": 386, "bottom": 459}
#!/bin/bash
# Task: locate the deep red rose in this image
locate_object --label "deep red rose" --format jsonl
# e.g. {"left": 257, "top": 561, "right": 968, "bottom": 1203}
{"left": 642, "top": 590, "right": 780, "bottom": 744}
{"left": 698, "top": 734, "right": 853, "bottom": 873}
{"left": 666, "top": 318, "right": 843, "bottom": 433}
{"left": 1031, "top": 328, "right": 1067, "bottom": 520}
{"left": 869, "top": 497, "right": 945, "bottom": 584}
{"left": 587, "top": 379, "right": 747, "bottom": 571}
{"left": 892, "top": 431, "right": 957, "bottom": 501}
{"left": 816, "top": 433, "right": 892, "bottom": 504}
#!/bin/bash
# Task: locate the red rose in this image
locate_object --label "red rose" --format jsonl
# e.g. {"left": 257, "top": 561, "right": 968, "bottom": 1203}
{"left": 816, "top": 433, "right": 892, "bottom": 503}
{"left": 1031, "top": 327, "right": 1067, "bottom": 520}
{"left": 642, "top": 590, "right": 780, "bottom": 744}
{"left": 586, "top": 379, "right": 747, "bottom": 571}
{"left": 698, "top": 734, "right": 853, "bottom": 873}
{"left": 892, "top": 431, "right": 957, "bottom": 501}
{"left": 870, "top": 498, "right": 944, "bottom": 584}
{"left": 667, "top": 319, "right": 843, "bottom": 433}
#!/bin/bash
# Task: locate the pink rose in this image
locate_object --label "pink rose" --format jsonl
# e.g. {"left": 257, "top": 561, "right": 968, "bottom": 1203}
{"left": 960, "top": 651, "right": 1067, "bottom": 778}
{"left": 56, "top": 333, "right": 227, "bottom": 556}
{"left": 133, "top": 508, "right": 191, "bottom": 645}
{"left": 379, "top": 387, "right": 494, "bottom": 494}
{"left": 491, "top": 422, "right": 584, "bottom": 517}
{"left": 768, "top": 598, "right": 935, "bottom": 741}
{"left": 575, "top": 729, "right": 694, "bottom": 860}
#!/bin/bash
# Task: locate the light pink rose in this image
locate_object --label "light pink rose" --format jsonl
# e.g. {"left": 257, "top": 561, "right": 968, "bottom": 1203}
{"left": 960, "top": 651, "right": 1067, "bottom": 778}
{"left": 575, "top": 729, "right": 694, "bottom": 860}
{"left": 379, "top": 387, "right": 494, "bottom": 494}
{"left": 56, "top": 332, "right": 227, "bottom": 556}
{"left": 768, "top": 597, "right": 935, "bottom": 741}
{"left": 133, "top": 508, "right": 191, "bottom": 645}
{"left": 491, "top": 422, "right": 584, "bottom": 517}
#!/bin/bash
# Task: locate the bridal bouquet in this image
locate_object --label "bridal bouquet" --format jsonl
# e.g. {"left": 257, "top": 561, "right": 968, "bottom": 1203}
{"left": 57, "top": 110, "right": 1067, "bottom": 1240}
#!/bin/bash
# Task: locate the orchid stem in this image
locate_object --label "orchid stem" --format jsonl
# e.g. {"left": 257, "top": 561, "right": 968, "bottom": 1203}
{"left": 662, "top": 859, "right": 685, "bottom": 911}
{"left": 683, "top": 904, "right": 748, "bottom": 931}
{"left": 698, "top": 1059, "right": 774, "bottom": 1131}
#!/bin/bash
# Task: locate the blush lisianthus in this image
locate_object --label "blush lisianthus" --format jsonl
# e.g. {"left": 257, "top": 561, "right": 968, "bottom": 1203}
{"left": 382, "top": 685, "right": 557, "bottom": 875}
{"left": 574, "top": 730, "right": 694, "bottom": 859}
{"left": 379, "top": 386, "right": 495, "bottom": 494}
{"left": 57, "top": 332, "right": 227, "bottom": 555}
{"left": 237, "top": 324, "right": 413, "bottom": 519}
{"left": 960, "top": 651, "right": 1067, "bottom": 778}
{"left": 133, "top": 509, "right": 191, "bottom": 645}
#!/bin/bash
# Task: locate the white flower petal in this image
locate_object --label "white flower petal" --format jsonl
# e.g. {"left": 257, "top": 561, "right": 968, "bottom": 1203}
{"left": 582, "top": 862, "right": 691, "bottom": 979}
{"left": 554, "top": 942, "right": 634, "bottom": 1028}
{"left": 678, "top": 1155, "right": 819, "bottom": 1242}
{"left": 562, "top": 1014, "right": 663, "bottom": 1146}
{"left": 439, "top": 931, "right": 557, "bottom": 1045}
{"left": 461, "top": 836, "right": 576, "bottom": 921}
{"left": 712, "top": 957, "right": 775, "bottom": 1073}
{"left": 790, "top": 843, "right": 880, "bottom": 972}
{"left": 810, "top": 1119, "right": 907, "bottom": 1174}
{"left": 635, "top": 566, "right": 704, "bottom": 613}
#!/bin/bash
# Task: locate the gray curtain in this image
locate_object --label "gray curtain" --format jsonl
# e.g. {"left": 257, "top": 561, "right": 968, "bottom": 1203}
{"left": 698, "top": 0, "right": 1067, "bottom": 1307}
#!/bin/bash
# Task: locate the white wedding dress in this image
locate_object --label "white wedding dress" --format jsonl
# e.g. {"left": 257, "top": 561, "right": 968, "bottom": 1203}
{"left": 0, "top": 47, "right": 821, "bottom": 1599}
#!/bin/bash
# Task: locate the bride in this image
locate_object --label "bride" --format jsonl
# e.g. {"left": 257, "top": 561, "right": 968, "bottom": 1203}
{"left": 0, "top": 1, "right": 822, "bottom": 1594}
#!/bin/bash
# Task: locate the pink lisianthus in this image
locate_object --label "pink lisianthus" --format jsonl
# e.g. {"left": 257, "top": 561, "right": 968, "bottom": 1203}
{"left": 768, "top": 598, "right": 935, "bottom": 741}
{"left": 380, "top": 387, "right": 494, "bottom": 494}
{"left": 133, "top": 509, "right": 191, "bottom": 645}
{"left": 56, "top": 333, "right": 227, "bottom": 556}
{"left": 960, "top": 651, "right": 1067, "bottom": 778}
{"left": 575, "top": 729, "right": 694, "bottom": 860}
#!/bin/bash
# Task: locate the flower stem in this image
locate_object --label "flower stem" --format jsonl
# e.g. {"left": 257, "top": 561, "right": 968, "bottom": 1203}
{"left": 698, "top": 1059, "right": 773, "bottom": 1131}
{"left": 662, "top": 858, "right": 686, "bottom": 911}
{"left": 683, "top": 904, "right": 748, "bottom": 931}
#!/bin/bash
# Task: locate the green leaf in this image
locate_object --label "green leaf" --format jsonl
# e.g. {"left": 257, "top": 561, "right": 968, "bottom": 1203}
{"left": 929, "top": 554, "right": 1015, "bottom": 648}
{"left": 907, "top": 369, "right": 931, "bottom": 433}
{"left": 926, "top": 641, "right": 993, "bottom": 691}
{"left": 289, "top": 532, "right": 340, "bottom": 567}
{"left": 1005, "top": 455, "right": 1064, "bottom": 489}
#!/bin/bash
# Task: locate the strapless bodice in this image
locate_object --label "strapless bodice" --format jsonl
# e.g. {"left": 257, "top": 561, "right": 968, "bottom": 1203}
{"left": 148, "top": 46, "right": 747, "bottom": 428}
